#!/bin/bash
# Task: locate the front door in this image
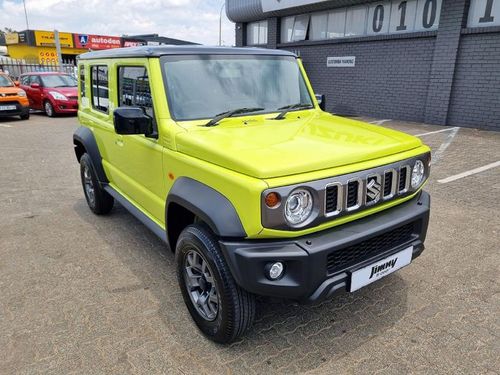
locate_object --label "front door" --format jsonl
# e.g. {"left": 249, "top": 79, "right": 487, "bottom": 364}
{"left": 110, "top": 62, "right": 165, "bottom": 223}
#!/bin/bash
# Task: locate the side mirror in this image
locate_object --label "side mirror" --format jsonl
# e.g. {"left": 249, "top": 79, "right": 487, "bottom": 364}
{"left": 315, "top": 94, "right": 326, "bottom": 111}
{"left": 30, "top": 83, "right": 40, "bottom": 89}
{"left": 113, "top": 107, "right": 153, "bottom": 136}
{"left": 14, "top": 81, "right": 20, "bottom": 87}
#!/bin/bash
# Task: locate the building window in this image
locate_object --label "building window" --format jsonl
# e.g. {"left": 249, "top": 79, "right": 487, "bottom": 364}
{"left": 79, "top": 65, "right": 85, "bottom": 98}
{"left": 91, "top": 65, "right": 109, "bottom": 113}
{"left": 280, "top": 0, "right": 442, "bottom": 44}
{"left": 281, "top": 15, "right": 311, "bottom": 43}
{"left": 118, "top": 66, "right": 153, "bottom": 118}
{"left": 468, "top": 0, "right": 500, "bottom": 27}
{"left": 247, "top": 20, "right": 268, "bottom": 45}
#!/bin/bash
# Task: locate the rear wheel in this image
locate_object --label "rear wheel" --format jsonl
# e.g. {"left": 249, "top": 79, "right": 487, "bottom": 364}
{"left": 80, "top": 153, "right": 114, "bottom": 214}
{"left": 176, "top": 224, "right": 255, "bottom": 343}
{"left": 44, "top": 101, "right": 55, "bottom": 117}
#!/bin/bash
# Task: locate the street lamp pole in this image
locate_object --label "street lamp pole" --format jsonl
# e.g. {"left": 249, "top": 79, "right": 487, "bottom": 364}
{"left": 22, "top": 0, "right": 30, "bottom": 30}
{"left": 219, "top": 2, "right": 226, "bottom": 46}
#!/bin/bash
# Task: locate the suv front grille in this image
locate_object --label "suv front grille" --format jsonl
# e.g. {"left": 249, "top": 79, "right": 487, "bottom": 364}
{"left": 326, "top": 222, "right": 415, "bottom": 274}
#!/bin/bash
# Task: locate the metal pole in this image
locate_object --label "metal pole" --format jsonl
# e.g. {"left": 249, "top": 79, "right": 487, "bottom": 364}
{"left": 22, "top": 0, "right": 30, "bottom": 30}
{"left": 219, "top": 2, "right": 225, "bottom": 46}
{"left": 54, "top": 30, "right": 63, "bottom": 70}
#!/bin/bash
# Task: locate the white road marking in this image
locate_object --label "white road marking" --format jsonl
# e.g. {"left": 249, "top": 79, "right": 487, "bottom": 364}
{"left": 415, "top": 127, "right": 460, "bottom": 137}
{"left": 431, "top": 126, "right": 459, "bottom": 165}
{"left": 0, "top": 124, "right": 13, "bottom": 128}
{"left": 369, "top": 119, "right": 392, "bottom": 125}
{"left": 438, "top": 161, "right": 500, "bottom": 184}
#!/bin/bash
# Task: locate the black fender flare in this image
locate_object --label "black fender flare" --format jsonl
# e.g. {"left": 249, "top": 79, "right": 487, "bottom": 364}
{"left": 166, "top": 177, "right": 247, "bottom": 238}
{"left": 73, "top": 126, "right": 108, "bottom": 184}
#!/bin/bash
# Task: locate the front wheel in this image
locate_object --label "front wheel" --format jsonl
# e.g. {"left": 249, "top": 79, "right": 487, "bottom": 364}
{"left": 176, "top": 224, "right": 255, "bottom": 343}
{"left": 44, "top": 101, "right": 55, "bottom": 117}
{"left": 80, "top": 153, "right": 114, "bottom": 215}
{"left": 20, "top": 112, "right": 30, "bottom": 120}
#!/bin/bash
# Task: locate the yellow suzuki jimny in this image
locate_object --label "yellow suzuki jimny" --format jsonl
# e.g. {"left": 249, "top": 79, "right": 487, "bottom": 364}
{"left": 73, "top": 46, "right": 430, "bottom": 343}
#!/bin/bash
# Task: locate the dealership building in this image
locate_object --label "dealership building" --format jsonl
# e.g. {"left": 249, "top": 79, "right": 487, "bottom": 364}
{"left": 227, "top": 0, "right": 500, "bottom": 131}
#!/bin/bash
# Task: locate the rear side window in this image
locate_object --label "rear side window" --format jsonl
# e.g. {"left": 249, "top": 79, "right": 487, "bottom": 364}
{"left": 118, "top": 66, "right": 153, "bottom": 118}
{"left": 91, "top": 65, "right": 109, "bottom": 113}
{"left": 79, "top": 65, "right": 86, "bottom": 97}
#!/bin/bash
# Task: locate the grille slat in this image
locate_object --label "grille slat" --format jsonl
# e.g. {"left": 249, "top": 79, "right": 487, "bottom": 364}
{"left": 325, "top": 185, "right": 338, "bottom": 213}
{"left": 384, "top": 171, "right": 393, "bottom": 197}
{"left": 399, "top": 167, "right": 409, "bottom": 191}
{"left": 326, "top": 222, "right": 415, "bottom": 274}
{"left": 346, "top": 181, "right": 359, "bottom": 208}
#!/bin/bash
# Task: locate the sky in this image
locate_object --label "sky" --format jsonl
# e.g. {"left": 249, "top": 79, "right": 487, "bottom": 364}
{"left": 0, "top": 0, "right": 235, "bottom": 45}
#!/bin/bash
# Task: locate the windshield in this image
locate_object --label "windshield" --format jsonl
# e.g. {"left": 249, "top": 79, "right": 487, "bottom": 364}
{"left": 40, "top": 74, "right": 77, "bottom": 88}
{"left": 0, "top": 75, "right": 14, "bottom": 87}
{"left": 162, "top": 55, "right": 313, "bottom": 121}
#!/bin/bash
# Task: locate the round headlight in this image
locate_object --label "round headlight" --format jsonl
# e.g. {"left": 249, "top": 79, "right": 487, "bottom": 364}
{"left": 284, "top": 189, "right": 313, "bottom": 226}
{"left": 411, "top": 160, "right": 425, "bottom": 188}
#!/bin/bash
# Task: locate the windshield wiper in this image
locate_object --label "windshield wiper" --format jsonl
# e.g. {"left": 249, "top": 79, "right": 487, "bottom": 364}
{"left": 273, "top": 103, "right": 313, "bottom": 120}
{"left": 204, "top": 107, "right": 265, "bottom": 127}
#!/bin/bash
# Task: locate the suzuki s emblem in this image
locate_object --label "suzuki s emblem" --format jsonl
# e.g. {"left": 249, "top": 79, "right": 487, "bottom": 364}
{"left": 366, "top": 176, "right": 382, "bottom": 201}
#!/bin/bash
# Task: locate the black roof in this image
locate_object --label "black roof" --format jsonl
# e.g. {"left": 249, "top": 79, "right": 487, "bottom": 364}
{"left": 78, "top": 45, "right": 296, "bottom": 60}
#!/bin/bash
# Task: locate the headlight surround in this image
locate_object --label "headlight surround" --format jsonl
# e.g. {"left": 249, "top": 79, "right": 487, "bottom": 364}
{"left": 18, "top": 90, "right": 27, "bottom": 97}
{"left": 411, "top": 160, "right": 425, "bottom": 188}
{"left": 284, "top": 188, "right": 313, "bottom": 226}
{"left": 49, "top": 91, "right": 68, "bottom": 101}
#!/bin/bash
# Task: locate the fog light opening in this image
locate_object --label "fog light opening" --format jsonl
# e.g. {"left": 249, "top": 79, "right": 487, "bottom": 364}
{"left": 265, "top": 262, "right": 285, "bottom": 280}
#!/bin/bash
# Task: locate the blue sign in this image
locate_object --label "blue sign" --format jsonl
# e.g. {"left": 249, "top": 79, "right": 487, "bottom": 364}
{"left": 78, "top": 34, "right": 89, "bottom": 46}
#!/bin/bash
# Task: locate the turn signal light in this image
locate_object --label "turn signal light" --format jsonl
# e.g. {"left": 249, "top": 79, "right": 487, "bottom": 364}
{"left": 265, "top": 192, "right": 281, "bottom": 208}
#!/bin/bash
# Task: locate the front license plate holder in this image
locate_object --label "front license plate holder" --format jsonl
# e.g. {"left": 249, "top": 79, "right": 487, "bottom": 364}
{"left": 350, "top": 247, "right": 413, "bottom": 292}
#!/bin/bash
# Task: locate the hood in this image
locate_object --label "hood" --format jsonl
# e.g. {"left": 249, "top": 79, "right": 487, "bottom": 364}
{"left": 0, "top": 86, "right": 23, "bottom": 95}
{"left": 46, "top": 87, "right": 77, "bottom": 97}
{"left": 175, "top": 112, "right": 423, "bottom": 179}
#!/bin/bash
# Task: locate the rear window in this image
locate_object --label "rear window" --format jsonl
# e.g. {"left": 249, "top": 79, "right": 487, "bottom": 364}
{"left": 91, "top": 66, "right": 109, "bottom": 113}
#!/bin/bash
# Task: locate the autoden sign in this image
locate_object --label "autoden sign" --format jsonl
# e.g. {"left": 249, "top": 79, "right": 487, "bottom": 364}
{"left": 261, "top": 0, "right": 329, "bottom": 12}
{"left": 74, "top": 34, "right": 121, "bottom": 50}
{"left": 327, "top": 56, "right": 356, "bottom": 68}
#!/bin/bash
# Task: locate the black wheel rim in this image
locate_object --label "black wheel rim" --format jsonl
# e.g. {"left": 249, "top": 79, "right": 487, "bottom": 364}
{"left": 82, "top": 164, "right": 95, "bottom": 207}
{"left": 183, "top": 249, "right": 219, "bottom": 321}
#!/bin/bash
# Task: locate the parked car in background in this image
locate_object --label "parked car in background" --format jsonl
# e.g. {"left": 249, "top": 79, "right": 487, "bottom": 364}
{"left": 19, "top": 72, "right": 78, "bottom": 117}
{"left": 0, "top": 72, "right": 30, "bottom": 120}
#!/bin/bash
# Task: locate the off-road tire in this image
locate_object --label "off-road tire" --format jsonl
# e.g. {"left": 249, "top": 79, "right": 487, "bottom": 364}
{"left": 80, "top": 153, "right": 114, "bottom": 215}
{"left": 176, "top": 224, "right": 256, "bottom": 343}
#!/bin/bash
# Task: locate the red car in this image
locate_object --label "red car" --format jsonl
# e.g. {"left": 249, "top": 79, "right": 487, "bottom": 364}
{"left": 19, "top": 72, "right": 78, "bottom": 116}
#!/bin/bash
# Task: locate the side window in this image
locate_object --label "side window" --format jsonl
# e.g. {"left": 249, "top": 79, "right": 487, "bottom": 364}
{"left": 118, "top": 66, "right": 153, "bottom": 118}
{"left": 21, "top": 75, "right": 30, "bottom": 85}
{"left": 79, "top": 65, "right": 86, "bottom": 97}
{"left": 30, "top": 76, "right": 41, "bottom": 85}
{"left": 91, "top": 65, "right": 109, "bottom": 113}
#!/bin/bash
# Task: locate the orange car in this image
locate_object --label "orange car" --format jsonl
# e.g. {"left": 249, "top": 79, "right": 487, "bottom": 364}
{"left": 0, "top": 72, "right": 30, "bottom": 120}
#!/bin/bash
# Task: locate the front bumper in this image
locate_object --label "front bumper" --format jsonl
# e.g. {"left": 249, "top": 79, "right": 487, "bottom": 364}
{"left": 53, "top": 99, "right": 78, "bottom": 114}
{"left": 219, "top": 191, "right": 430, "bottom": 304}
{"left": 0, "top": 101, "right": 30, "bottom": 117}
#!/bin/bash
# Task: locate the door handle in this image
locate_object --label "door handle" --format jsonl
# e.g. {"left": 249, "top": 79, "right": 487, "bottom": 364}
{"left": 115, "top": 138, "right": 124, "bottom": 147}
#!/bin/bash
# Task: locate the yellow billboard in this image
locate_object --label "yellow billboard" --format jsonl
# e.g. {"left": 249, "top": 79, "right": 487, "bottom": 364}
{"left": 34, "top": 30, "right": 74, "bottom": 48}
{"left": 5, "top": 32, "right": 19, "bottom": 45}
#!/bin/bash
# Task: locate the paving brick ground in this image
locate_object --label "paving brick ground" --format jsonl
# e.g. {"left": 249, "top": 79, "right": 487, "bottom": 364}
{"left": 0, "top": 113, "right": 499, "bottom": 374}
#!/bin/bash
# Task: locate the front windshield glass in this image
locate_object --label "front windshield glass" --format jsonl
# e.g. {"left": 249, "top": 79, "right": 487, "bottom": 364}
{"left": 40, "top": 74, "right": 77, "bottom": 88}
{"left": 162, "top": 55, "right": 313, "bottom": 121}
{"left": 0, "top": 75, "right": 14, "bottom": 87}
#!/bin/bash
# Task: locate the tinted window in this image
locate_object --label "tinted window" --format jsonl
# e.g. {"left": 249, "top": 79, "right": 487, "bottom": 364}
{"left": 118, "top": 66, "right": 153, "bottom": 118}
{"left": 79, "top": 66, "right": 86, "bottom": 97}
{"left": 91, "top": 66, "right": 109, "bottom": 113}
